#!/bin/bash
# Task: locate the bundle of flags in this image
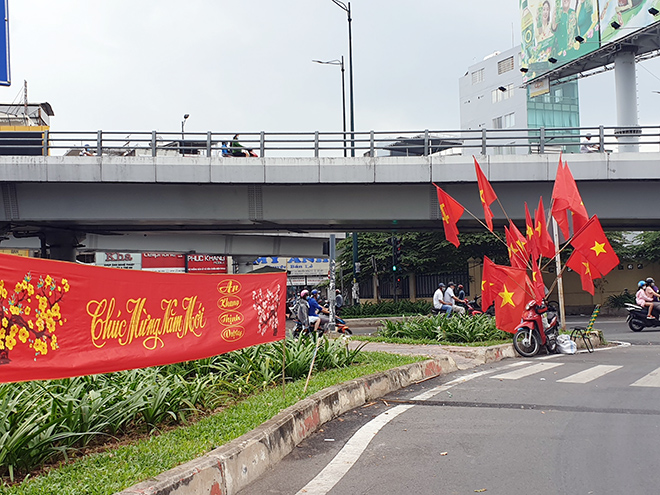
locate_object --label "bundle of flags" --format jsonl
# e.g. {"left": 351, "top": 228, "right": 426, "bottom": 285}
{"left": 434, "top": 156, "right": 619, "bottom": 334}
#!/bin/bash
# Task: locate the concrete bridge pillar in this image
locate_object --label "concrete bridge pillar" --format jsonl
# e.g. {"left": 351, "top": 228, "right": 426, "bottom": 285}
{"left": 614, "top": 48, "right": 640, "bottom": 153}
{"left": 45, "top": 231, "right": 83, "bottom": 262}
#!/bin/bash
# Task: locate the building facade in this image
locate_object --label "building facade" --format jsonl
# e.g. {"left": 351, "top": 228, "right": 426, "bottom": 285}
{"left": 459, "top": 45, "right": 580, "bottom": 155}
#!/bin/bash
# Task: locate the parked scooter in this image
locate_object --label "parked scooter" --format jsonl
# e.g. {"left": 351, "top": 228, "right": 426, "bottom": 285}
{"left": 625, "top": 302, "right": 660, "bottom": 332}
{"left": 512, "top": 299, "right": 560, "bottom": 357}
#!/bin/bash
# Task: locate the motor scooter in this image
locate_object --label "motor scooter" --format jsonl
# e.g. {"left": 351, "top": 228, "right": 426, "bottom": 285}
{"left": 512, "top": 299, "right": 559, "bottom": 357}
{"left": 625, "top": 302, "right": 660, "bottom": 332}
{"left": 292, "top": 310, "right": 352, "bottom": 338}
{"left": 456, "top": 298, "right": 483, "bottom": 316}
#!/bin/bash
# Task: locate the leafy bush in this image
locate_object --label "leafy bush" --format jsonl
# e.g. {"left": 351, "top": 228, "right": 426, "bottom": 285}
{"left": 379, "top": 314, "right": 509, "bottom": 343}
{"left": 605, "top": 290, "right": 634, "bottom": 309}
{"left": 0, "top": 337, "right": 362, "bottom": 482}
{"left": 341, "top": 300, "right": 433, "bottom": 318}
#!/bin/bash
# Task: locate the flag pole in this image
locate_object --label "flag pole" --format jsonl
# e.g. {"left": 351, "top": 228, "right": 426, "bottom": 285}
{"left": 552, "top": 217, "right": 567, "bottom": 330}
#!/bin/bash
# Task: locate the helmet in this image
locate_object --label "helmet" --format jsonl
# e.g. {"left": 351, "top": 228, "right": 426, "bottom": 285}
{"left": 311, "top": 289, "right": 319, "bottom": 295}
{"left": 647, "top": 278, "right": 655, "bottom": 286}
{"left": 458, "top": 284, "right": 464, "bottom": 289}
{"left": 438, "top": 282, "right": 446, "bottom": 288}
{"left": 300, "top": 290, "right": 309, "bottom": 298}
{"left": 448, "top": 281, "right": 455, "bottom": 286}
{"left": 639, "top": 280, "right": 647, "bottom": 288}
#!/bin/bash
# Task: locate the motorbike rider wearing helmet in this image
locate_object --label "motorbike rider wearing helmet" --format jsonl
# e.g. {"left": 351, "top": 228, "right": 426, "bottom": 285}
{"left": 298, "top": 290, "right": 321, "bottom": 334}
{"left": 645, "top": 278, "right": 660, "bottom": 318}
{"left": 636, "top": 281, "right": 656, "bottom": 319}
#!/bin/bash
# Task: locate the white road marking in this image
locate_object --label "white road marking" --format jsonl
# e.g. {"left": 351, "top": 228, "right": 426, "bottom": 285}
{"left": 296, "top": 360, "right": 524, "bottom": 494}
{"left": 631, "top": 366, "right": 660, "bottom": 388}
{"left": 557, "top": 365, "right": 622, "bottom": 383}
{"left": 294, "top": 404, "right": 413, "bottom": 495}
{"left": 491, "top": 362, "right": 563, "bottom": 380}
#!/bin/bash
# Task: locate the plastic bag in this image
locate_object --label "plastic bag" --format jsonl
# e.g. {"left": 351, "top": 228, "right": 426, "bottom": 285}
{"left": 556, "top": 334, "right": 577, "bottom": 354}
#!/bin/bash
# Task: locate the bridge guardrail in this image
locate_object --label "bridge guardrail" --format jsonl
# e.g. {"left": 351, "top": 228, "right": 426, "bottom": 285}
{"left": 0, "top": 126, "right": 659, "bottom": 157}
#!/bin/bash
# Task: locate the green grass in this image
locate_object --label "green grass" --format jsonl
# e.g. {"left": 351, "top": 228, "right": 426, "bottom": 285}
{"left": 0, "top": 352, "right": 422, "bottom": 495}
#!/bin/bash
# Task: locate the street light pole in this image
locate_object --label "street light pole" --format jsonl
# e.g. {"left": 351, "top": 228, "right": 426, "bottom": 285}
{"left": 332, "top": 0, "right": 359, "bottom": 305}
{"left": 181, "top": 113, "right": 189, "bottom": 140}
{"left": 312, "top": 57, "right": 347, "bottom": 157}
{"left": 331, "top": 0, "right": 354, "bottom": 158}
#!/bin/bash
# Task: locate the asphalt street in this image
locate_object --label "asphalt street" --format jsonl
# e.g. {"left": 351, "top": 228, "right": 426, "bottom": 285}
{"left": 239, "top": 316, "right": 660, "bottom": 495}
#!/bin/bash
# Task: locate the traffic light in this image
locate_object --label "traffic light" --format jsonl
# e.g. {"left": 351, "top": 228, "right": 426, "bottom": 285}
{"left": 391, "top": 236, "right": 401, "bottom": 272}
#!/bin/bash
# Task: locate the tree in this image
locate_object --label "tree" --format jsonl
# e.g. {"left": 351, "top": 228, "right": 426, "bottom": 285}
{"left": 336, "top": 231, "right": 509, "bottom": 284}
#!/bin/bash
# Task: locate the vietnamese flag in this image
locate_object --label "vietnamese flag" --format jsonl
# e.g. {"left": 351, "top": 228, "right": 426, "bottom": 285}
{"left": 525, "top": 202, "right": 540, "bottom": 262}
{"left": 551, "top": 160, "right": 588, "bottom": 238}
{"left": 535, "top": 196, "right": 556, "bottom": 259}
{"left": 493, "top": 265, "right": 531, "bottom": 334}
{"left": 506, "top": 221, "right": 529, "bottom": 269}
{"left": 566, "top": 250, "right": 600, "bottom": 296}
{"left": 482, "top": 256, "right": 502, "bottom": 310}
{"left": 474, "top": 157, "right": 498, "bottom": 231}
{"left": 530, "top": 257, "right": 546, "bottom": 301}
{"left": 434, "top": 184, "right": 465, "bottom": 248}
{"left": 570, "top": 215, "right": 619, "bottom": 277}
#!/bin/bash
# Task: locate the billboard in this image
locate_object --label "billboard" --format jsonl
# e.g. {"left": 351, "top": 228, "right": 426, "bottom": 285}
{"left": 522, "top": 0, "right": 660, "bottom": 81}
{"left": 0, "top": 0, "right": 8, "bottom": 86}
{"left": 600, "top": 0, "right": 660, "bottom": 44}
{"left": 521, "top": 0, "right": 600, "bottom": 81}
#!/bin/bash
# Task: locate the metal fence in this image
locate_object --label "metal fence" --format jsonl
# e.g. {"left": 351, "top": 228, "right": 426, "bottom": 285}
{"left": 2, "top": 126, "right": 660, "bottom": 158}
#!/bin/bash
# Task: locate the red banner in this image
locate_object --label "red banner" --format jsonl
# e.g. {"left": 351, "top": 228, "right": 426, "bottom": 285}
{"left": 0, "top": 254, "right": 286, "bottom": 383}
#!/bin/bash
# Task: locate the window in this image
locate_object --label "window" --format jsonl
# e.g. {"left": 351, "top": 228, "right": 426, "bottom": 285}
{"left": 492, "top": 116, "right": 503, "bottom": 129}
{"left": 492, "top": 84, "right": 514, "bottom": 103}
{"left": 471, "top": 68, "right": 484, "bottom": 85}
{"left": 503, "top": 112, "right": 515, "bottom": 128}
{"left": 498, "top": 56, "right": 514, "bottom": 74}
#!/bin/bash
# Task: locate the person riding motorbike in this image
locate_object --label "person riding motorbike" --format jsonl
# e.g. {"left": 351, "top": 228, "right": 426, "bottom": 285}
{"left": 308, "top": 289, "right": 329, "bottom": 330}
{"left": 297, "top": 290, "right": 321, "bottom": 335}
{"left": 432, "top": 283, "right": 453, "bottom": 316}
{"left": 635, "top": 281, "right": 655, "bottom": 319}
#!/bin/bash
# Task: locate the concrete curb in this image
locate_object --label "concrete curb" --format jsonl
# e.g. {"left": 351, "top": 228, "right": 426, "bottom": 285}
{"left": 116, "top": 356, "right": 460, "bottom": 495}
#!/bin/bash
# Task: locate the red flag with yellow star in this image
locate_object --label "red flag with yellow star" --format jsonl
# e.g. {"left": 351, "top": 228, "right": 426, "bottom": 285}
{"left": 569, "top": 215, "right": 619, "bottom": 277}
{"left": 506, "top": 221, "right": 529, "bottom": 269}
{"left": 434, "top": 184, "right": 465, "bottom": 248}
{"left": 534, "top": 196, "right": 556, "bottom": 259}
{"left": 566, "top": 250, "right": 600, "bottom": 296}
{"left": 551, "top": 159, "right": 588, "bottom": 238}
{"left": 525, "top": 202, "right": 540, "bottom": 262}
{"left": 482, "top": 256, "right": 503, "bottom": 311}
{"left": 474, "top": 157, "right": 497, "bottom": 231}
{"left": 530, "top": 257, "right": 546, "bottom": 301}
{"left": 492, "top": 265, "right": 531, "bottom": 334}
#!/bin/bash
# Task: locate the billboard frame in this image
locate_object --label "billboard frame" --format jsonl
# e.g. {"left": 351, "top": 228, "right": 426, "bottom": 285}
{"left": 523, "top": 19, "right": 660, "bottom": 85}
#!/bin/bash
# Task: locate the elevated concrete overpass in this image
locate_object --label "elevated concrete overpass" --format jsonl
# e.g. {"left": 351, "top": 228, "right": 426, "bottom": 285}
{"left": 0, "top": 150, "right": 658, "bottom": 260}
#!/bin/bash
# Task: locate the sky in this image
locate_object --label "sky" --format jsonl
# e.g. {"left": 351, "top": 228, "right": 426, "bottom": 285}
{"left": 5, "top": 1, "right": 660, "bottom": 134}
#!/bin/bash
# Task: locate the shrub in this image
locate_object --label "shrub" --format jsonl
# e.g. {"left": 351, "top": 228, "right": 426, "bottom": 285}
{"left": 378, "top": 314, "right": 509, "bottom": 343}
{"left": 341, "top": 300, "right": 433, "bottom": 318}
{"left": 604, "top": 290, "right": 634, "bottom": 309}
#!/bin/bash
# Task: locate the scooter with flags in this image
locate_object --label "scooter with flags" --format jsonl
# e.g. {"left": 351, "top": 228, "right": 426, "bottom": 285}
{"left": 512, "top": 299, "right": 559, "bottom": 357}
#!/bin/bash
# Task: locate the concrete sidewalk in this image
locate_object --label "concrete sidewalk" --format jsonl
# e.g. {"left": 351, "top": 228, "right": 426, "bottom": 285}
{"left": 116, "top": 340, "right": 516, "bottom": 495}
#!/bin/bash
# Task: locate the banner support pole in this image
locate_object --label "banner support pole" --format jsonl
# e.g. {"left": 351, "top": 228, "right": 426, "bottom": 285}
{"left": 282, "top": 338, "right": 286, "bottom": 399}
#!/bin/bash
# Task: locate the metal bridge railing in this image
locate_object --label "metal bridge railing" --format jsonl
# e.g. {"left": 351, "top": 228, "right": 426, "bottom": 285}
{"left": 0, "top": 126, "right": 659, "bottom": 158}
